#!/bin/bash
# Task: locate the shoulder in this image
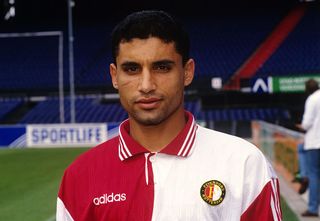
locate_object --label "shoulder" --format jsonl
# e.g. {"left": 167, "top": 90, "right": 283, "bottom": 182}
{"left": 197, "top": 125, "right": 261, "bottom": 154}
{"left": 314, "top": 89, "right": 320, "bottom": 96}
{"left": 196, "top": 125, "right": 275, "bottom": 175}
{"left": 65, "top": 136, "right": 119, "bottom": 174}
{"left": 308, "top": 89, "right": 320, "bottom": 102}
{"left": 313, "top": 89, "right": 320, "bottom": 100}
{"left": 303, "top": 90, "right": 320, "bottom": 111}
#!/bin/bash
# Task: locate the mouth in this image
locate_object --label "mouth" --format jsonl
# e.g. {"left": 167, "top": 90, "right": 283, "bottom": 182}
{"left": 135, "top": 97, "right": 162, "bottom": 110}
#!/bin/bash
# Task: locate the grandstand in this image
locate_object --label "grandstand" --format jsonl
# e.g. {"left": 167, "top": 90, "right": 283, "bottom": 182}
{"left": 0, "top": 0, "right": 318, "bottom": 180}
{"left": 18, "top": 96, "right": 127, "bottom": 124}
{"left": 256, "top": 4, "right": 320, "bottom": 76}
{"left": 0, "top": 98, "right": 23, "bottom": 121}
{"left": 1, "top": 1, "right": 317, "bottom": 130}
{"left": 0, "top": 36, "right": 61, "bottom": 91}
{"left": 0, "top": 1, "right": 318, "bottom": 133}
{"left": 1, "top": 0, "right": 320, "bottom": 220}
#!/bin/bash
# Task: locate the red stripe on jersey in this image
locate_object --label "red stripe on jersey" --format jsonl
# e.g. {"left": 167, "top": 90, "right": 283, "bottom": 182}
{"left": 118, "top": 111, "right": 197, "bottom": 159}
{"left": 271, "top": 178, "right": 282, "bottom": 221}
{"left": 160, "top": 111, "right": 196, "bottom": 157}
{"left": 176, "top": 116, "right": 195, "bottom": 156}
{"left": 240, "top": 179, "right": 282, "bottom": 221}
{"left": 119, "top": 136, "right": 131, "bottom": 160}
{"left": 181, "top": 125, "right": 198, "bottom": 157}
{"left": 118, "top": 119, "right": 147, "bottom": 158}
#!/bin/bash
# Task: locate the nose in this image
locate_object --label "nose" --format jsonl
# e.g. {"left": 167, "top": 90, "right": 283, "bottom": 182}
{"left": 138, "top": 69, "right": 156, "bottom": 93}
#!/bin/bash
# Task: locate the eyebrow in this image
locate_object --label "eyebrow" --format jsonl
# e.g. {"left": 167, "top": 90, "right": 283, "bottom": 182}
{"left": 152, "top": 59, "right": 175, "bottom": 66}
{"left": 120, "top": 59, "right": 175, "bottom": 69}
{"left": 120, "top": 61, "right": 140, "bottom": 69}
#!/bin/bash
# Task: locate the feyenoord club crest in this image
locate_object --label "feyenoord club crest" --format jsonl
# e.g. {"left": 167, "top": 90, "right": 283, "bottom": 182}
{"left": 200, "top": 180, "right": 226, "bottom": 206}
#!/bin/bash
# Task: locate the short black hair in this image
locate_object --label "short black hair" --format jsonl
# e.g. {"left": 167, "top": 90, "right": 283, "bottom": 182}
{"left": 111, "top": 10, "right": 190, "bottom": 65}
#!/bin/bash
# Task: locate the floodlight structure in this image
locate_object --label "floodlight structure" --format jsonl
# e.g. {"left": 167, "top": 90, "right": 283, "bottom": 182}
{"left": 68, "top": 0, "right": 76, "bottom": 123}
{"left": 3, "top": 0, "right": 15, "bottom": 20}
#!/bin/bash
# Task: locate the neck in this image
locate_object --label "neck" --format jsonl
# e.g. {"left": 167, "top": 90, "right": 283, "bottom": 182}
{"left": 129, "top": 109, "right": 187, "bottom": 152}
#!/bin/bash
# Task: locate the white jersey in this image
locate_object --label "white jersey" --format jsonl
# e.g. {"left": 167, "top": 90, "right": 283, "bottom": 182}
{"left": 57, "top": 111, "right": 282, "bottom": 221}
{"left": 302, "top": 89, "right": 320, "bottom": 149}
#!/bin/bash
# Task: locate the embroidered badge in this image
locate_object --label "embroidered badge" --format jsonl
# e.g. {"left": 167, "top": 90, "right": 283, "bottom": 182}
{"left": 200, "top": 180, "right": 226, "bottom": 206}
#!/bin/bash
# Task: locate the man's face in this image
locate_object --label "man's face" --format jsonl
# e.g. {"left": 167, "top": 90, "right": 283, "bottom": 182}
{"left": 110, "top": 37, "right": 194, "bottom": 126}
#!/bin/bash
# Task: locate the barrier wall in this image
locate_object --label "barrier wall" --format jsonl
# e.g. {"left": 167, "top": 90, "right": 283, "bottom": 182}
{"left": 0, "top": 123, "right": 120, "bottom": 148}
{"left": 1, "top": 121, "right": 304, "bottom": 174}
{"left": 252, "top": 121, "right": 304, "bottom": 175}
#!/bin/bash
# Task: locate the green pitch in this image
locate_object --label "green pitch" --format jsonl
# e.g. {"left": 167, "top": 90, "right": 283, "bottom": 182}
{"left": 0, "top": 148, "right": 299, "bottom": 221}
{"left": 0, "top": 148, "right": 88, "bottom": 221}
{"left": 281, "top": 196, "right": 299, "bottom": 221}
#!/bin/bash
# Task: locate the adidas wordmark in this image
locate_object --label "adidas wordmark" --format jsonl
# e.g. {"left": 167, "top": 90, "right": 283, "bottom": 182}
{"left": 93, "top": 193, "right": 127, "bottom": 206}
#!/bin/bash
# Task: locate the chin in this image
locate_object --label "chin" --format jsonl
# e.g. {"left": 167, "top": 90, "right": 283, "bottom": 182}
{"left": 132, "top": 111, "right": 166, "bottom": 126}
{"left": 137, "top": 116, "right": 164, "bottom": 126}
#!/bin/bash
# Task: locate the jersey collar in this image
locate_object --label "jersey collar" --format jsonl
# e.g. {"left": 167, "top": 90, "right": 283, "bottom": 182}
{"left": 118, "top": 111, "right": 198, "bottom": 161}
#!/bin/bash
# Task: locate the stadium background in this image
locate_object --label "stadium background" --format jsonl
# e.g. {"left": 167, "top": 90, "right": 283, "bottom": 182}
{"left": 0, "top": 0, "right": 319, "bottom": 220}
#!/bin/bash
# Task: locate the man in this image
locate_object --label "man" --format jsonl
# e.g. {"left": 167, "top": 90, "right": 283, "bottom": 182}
{"left": 57, "top": 10, "right": 282, "bottom": 220}
{"left": 294, "top": 79, "right": 320, "bottom": 195}
{"left": 298, "top": 79, "right": 320, "bottom": 217}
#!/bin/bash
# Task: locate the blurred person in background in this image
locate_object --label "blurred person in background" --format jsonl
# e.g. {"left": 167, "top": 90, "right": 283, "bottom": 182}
{"left": 296, "top": 78, "right": 320, "bottom": 217}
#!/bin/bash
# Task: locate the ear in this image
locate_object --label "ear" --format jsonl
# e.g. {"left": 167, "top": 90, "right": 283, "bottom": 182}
{"left": 184, "top": 59, "right": 195, "bottom": 87}
{"left": 109, "top": 63, "right": 118, "bottom": 89}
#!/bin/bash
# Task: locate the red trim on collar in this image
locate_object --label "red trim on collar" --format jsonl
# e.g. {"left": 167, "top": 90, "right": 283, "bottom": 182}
{"left": 118, "top": 111, "right": 197, "bottom": 161}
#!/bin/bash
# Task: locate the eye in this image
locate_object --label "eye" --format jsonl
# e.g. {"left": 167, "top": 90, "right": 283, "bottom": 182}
{"left": 122, "top": 65, "right": 140, "bottom": 74}
{"left": 126, "top": 67, "right": 138, "bottom": 72}
{"left": 153, "top": 64, "right": 171, "bottom": 73}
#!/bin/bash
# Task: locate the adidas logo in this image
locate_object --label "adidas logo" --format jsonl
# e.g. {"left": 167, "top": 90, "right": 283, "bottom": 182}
{"left": 93, "top": 192, "right": 126, "bottom": 206}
